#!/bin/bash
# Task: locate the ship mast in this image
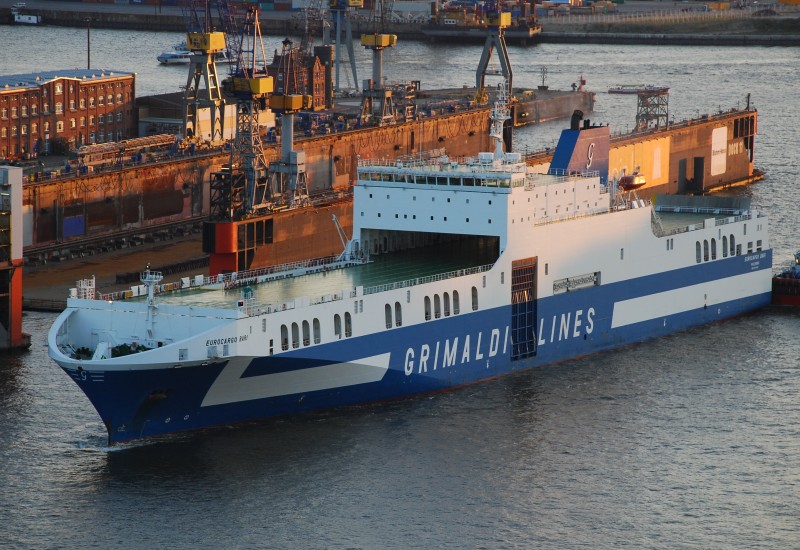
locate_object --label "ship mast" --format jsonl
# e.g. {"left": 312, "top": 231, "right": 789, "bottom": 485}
{"left": 490, "top": 80, "right": 510, "bottom": 159}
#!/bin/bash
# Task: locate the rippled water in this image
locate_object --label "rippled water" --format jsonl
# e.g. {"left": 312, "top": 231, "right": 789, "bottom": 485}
{"left": 1, "top": 26, "right": 799, "bottom": 548}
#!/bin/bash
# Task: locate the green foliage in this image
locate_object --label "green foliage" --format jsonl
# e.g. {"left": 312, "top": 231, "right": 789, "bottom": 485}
{"left": 50, "top": 137, "right": 70, "bottom": 156}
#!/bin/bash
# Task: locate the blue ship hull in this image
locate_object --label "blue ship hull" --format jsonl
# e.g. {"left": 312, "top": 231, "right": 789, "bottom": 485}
{"left": 60, "top": 253, "right": 772, "bottom": 444}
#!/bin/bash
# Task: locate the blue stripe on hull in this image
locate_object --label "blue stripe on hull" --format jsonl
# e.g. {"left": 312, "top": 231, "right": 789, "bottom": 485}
{"left": 63, "top": 256, "right": 772, "bottom": 444}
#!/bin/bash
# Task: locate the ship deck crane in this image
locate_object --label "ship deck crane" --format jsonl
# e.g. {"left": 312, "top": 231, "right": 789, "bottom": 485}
{"left": 180, "top": 0, "right": 226, "bottom": 144}
{"left": 209, "top": 4, "right": 274, "bottom": 221}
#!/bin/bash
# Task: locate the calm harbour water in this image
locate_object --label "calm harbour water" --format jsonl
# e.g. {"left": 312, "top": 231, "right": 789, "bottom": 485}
{"left": 1, "top": 25, "right": 799, "bottom": 549}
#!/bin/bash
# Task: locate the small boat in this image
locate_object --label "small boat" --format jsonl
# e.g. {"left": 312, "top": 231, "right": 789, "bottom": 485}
{"left": 772, "top": 251, "right": 800, "bottom": 306}
{"left": 157, "top": 42, "right": 231, "bottom": 65}
{"left": 10, "top": 3, "right": 40, "bottom": 25}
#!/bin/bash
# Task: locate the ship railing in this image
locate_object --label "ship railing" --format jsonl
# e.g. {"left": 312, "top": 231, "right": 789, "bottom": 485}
{"left": 524, "top": 169, "right": 600, "bottom": 188}
{"left": 362, "top": 263, "right": 494, "bottom": 296}
{"left": 219, "top": 255, "right": 343, "bottom": 290}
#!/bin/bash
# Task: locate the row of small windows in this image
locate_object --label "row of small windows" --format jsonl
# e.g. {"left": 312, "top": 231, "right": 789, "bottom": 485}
{"left": 0, "top": 114, "right": 123, "bottom": 138}
{"left": 272, "top": 313, "right": 354, "bottom": 352}
{"left": 362, "top": 171, "right": 511, "bottom": 188}
{"left": 423, "top": 288, "right": 479, "bottom": 320}
{"left": 696, "top": 235, "right": 742, "bottom": 263}
{"left": 0, "top": 96, "right": 126, "bottom": 118}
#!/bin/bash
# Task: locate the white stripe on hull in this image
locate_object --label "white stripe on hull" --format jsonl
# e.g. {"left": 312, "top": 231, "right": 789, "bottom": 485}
{"left": 611, "top": 269, "right": 769, "bottom": 329}
{"left": 201, "top": 353, "right": 392, "bottom": 407}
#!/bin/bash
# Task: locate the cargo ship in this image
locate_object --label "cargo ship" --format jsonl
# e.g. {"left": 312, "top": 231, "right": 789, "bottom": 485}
{"left": 48, "top": 92, "right": 773, "bottom": 444}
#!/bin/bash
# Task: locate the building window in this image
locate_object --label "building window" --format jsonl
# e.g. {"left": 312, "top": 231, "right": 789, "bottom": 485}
{"left": 80, "top": 98, "right": 85, "bottom": 109}
{"left": 43, "top": 121, "right": 49, "bottom": 132}
{"left": 117, "top": 112, "right": 123, "bottom": 122}
{"left": 30, "top": 104, "right": 37, "bottom": 115}
{"left": 69, "top": 99, "right": 75, "bottom": 110}
{"left": 98, "top": 131, "right": 104, "bottom": 142}
{"left": 56, "top": 121, "right": 63, "bottom": 133}
{"left": 107, "top": 95, "right": 113, "bottom": 104}
{"left": 70, "top": 118, "right": 76, "bottom": 129}
{"left": 21, "top": 125, "right": 26, "bottom": 135}
{"left": 55, "top": 103, "right": 63, "bottom": 114}
{"left": 1, "top": 108, "right": 6, "bottom": 119}
{"left": 20, "top": 105, "right": 27, "bottom": 117}
{"left": 116, "top": 93, "right": 122, "bottom": 103}
{"left": 89, "top": 98, "right": 95, "bottom": 107}
{"left": 11, "top": 126, "right": 17, "bottom": 137}
{"left": 55, "top": 83, "right": 63, "bottom": 94}
{"left": 31, "top": 122, "right": 37, "bottom": 134}
{"left": 11, "top": 107, "right": 17, "bottom": 118}
{"left": 89, "top": 115, "right": 94, "bottom": 125}
{"left": 98, "top": 96, "right": 104, "bottom": 106}
{"left": 1, "top": 128, "right": 6, "bottom": 138}
{"left": 80, "top": 117, "right": 85, "bottom": 127}
{"left": 107, "top": 114, "right": 113, "bottom": 124}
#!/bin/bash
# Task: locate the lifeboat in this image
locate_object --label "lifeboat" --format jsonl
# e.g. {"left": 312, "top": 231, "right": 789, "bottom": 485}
{"left": 618, "top": 173, "right": 646, "bottom": 191}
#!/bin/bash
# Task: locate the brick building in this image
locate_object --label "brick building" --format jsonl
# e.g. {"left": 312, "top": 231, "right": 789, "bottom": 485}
{"left": 0, "top": 69, "right": 136, "bottom": 160}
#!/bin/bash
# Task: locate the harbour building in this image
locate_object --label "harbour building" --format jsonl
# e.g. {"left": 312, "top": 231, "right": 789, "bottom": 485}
{"left": 0, "top": 69, "right": 136, "bottom": 160}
